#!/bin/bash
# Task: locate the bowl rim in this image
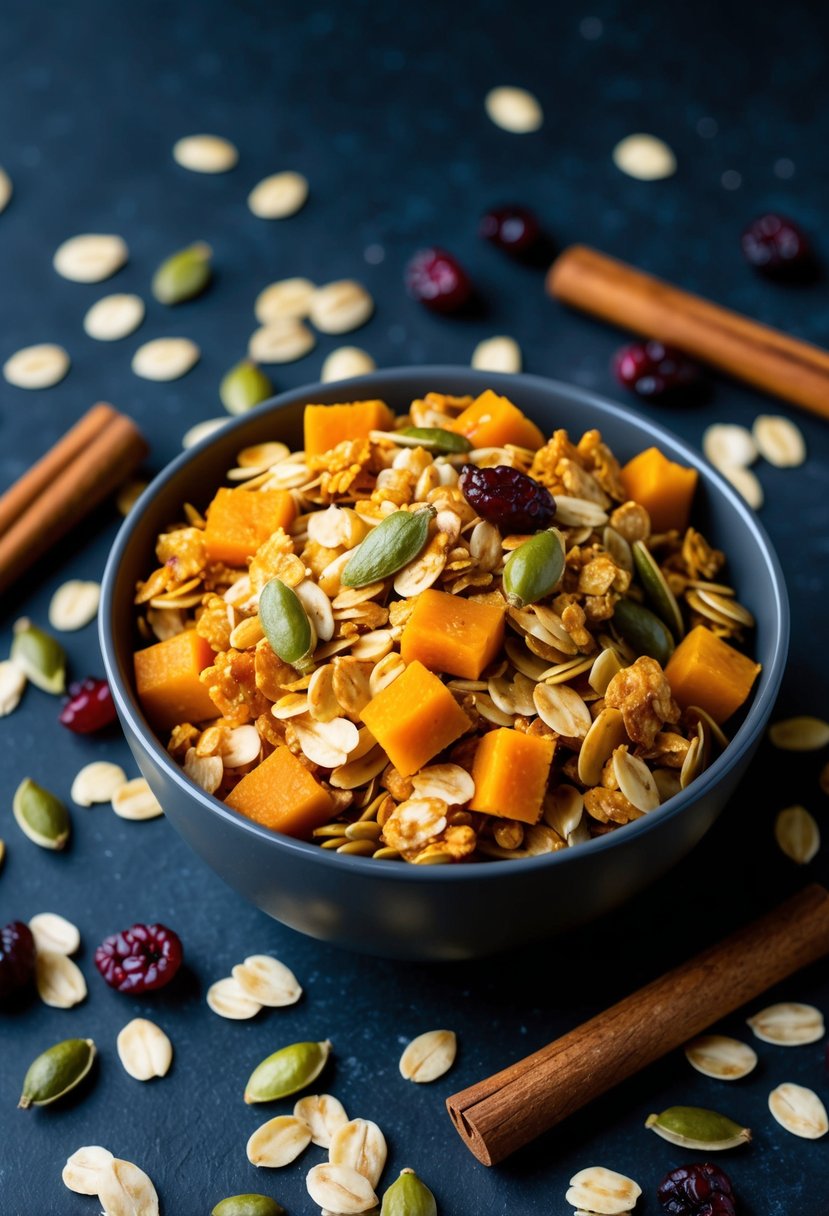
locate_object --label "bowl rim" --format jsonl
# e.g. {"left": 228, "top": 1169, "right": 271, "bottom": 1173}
{"left": 100, "top": 366, "right": 790, "bottom": 884}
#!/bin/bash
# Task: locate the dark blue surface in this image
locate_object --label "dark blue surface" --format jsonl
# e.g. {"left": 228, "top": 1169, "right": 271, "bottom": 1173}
{"left": 1, "top": 3, "right": 828, "bottom": 1213}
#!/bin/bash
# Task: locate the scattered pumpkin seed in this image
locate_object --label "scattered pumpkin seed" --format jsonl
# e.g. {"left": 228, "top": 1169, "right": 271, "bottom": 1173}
{"left": 747, "top": 1001, "right": 825, "bottom": 1045}
{"left": 97, "top": 1156, "right": 159, "bottom": 1216}
{"left": 484, "top": 86, "right": 543, "bottom": 133}
{"left": 231, "top": 955, "right": 303, "bottom": 1007}
{"left": 774, "top": 805, "right": 820, "bottom": 864}
{"left": 3, "top": 342, "right": 71, "bottom": 388}
{"left": 309, "top": 280, "right": 374, "bottom": 334}
{"left": 380, "top": 1168, "right": 437, "bottom": 1216}
{"left": 53, "top": 233, "right": 128, "bottom": 282}
{"left": 249, "top": 318, "right": 316, "bottom": 363}
{"left": 565, "top": 1166, "right": 642, "bottom": 1215}
{"left": 173, "top": 133, "right": 238, "bottom": 173}
{"left": 684, "top": 1035, "right": 758, "bottom": 1080}
{"left": 207, "top": 976, "right": 262, "bottom": 1020}
{"left": 702, "top": 424, "right": 758, "bottom": 471}
{"left": 219, "top": 359, "right": 273, "bottom": 415}
{"left": 342, "top": 507, "right": 434, "bottom": 588}
{"left": 111, "top": 777, "right": 163, "bottom": 821}
{"left": 29, "top": 912, "right": 80, "bottom": 956}
{"left": 330, "top": 1118, "right": 387, "bottom": 1189}
{"left": 62, "top": 1145, "right": 115, "bottom": 1195}
{"left": 632, "top": 541, "right": 683, "bottom": 638}
{"left": 399, "top": 1030, "right": 457, "bottom": 1083}
{"left": 612, "top": 132, "right": 676, "bottom": 179}
{"left": 398, "top": 427, "right": 472, "bottom": 455}
{"left": 293, "top": 1094, "right": 349, "bottom": 1149}
{"left": 48, "top": 580, "right": 101, "bottom": 632}
{"left": 471, "top": 335, "right": 522, "bottom": 373}
{"left": 71, "top": 761, "right": 127, "bottom": 807}
{"left": 11, "top": 618, "right": 66, "bottom": 692}
{"left": 645, "top": 1105, "right": 751, "bottom": 1150}
{"left": 116, "top": 1018, "right": 173, "bottom": 1081}
{"left": 0, "top": 659, "right": 26, "bottom": 715}
{"left": 720, "top": 463, "right": 763, "bottom": 509}
{"left": 612, "top": 597, "right": 674, "bottom": 666}
{"left": 212, "top": 1196, "right": 286, "bottom": 1216}
{"left": 768, "top": 1082, "right": 828, "bottom": 1139}
{"left": 244, "top": 1040, "right": 331, "bottom": 1104}
{"left": 182, "top": 417, "right": 230, "bottom": 449}
{"left": 83, "top": 293, "right": 145, "bottom": 341}
{"left": 248, "top": 171, "right": 309, "bottom": 218}
{"left": 769, "top": 716, "right": 829, "bottom": 751}
{"left": 19, "top": 1037, "right": 95, "bottom": 1108}
{"left": 35, "top": 950, "right": 87, "bottom": 1008}
{"left": 306, "top": 1163, "right": 377, "bottom": 1214}
{"left": 502, "top": 528, "right": 565, "bottom": 608}
{"left": 13, "top": 777, "right": 70, "bottom": 849}
{"left": 321, "top": 346, "right": 377, "bottom": 382}
{"left": 132, "top": 337, "right": 200, "bottom": 381}
{"left": 0, "top": 166, "right": 12, "bottom": 212}
{"left": 260, "top": 577, "right": 315, "bottom": 672}
{"left": 753, "top": 414, "right": 806, "bottom": 467}
{"left": 247, "top": 1114, "right": 313, "bottom": 1167}
{"left": 152, "top": 242, "right": 212, "bottom": 304}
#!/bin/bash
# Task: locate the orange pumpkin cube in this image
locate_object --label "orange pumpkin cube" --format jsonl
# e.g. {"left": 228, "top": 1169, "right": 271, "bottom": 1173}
{"left": 469, "top": 728, "right": 555, "bottom": 824}
{"left": 303, "top": 399, "right": 395, "bottom": 457}
{"left": 619, "top": 447, "right": 698, "bottom": 533}
{"left": 134, "top": 630, "right": 219, "bottom": 731}
{"left": 400, "top": 588, "right": 505, "bottom": 680}
{"left": 226, "top": 744, "right": 334, "bottom": 837}
{"left": 360, "top": 660, "right": 472, "bottom": 777}
{"left": 453, "top": 390, "right": 545, "bottom": 451}
{"left": 203, "top": 486, "right": 297, "bottom": 568}
{"left": 664, "top": 625, "right": 761, "bottom": 724}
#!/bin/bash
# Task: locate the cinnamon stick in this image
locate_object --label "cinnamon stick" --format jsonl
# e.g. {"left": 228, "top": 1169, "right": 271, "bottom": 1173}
{"left": 446, "top": 883, "right": 829, "bottom": 1166}
{"left": 547, "top": 244, "right": 829, "bottom": 420}
{"left": 0, "top": 404, "right": 147, "bottom": 594}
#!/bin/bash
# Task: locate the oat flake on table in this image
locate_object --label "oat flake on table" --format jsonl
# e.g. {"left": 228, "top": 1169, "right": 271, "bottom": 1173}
{"left": 84, "top": 293, "right": 145, "bottom": 341}
{"left": 132, "top": 337, "right": 200, "bottom": 381}
{"left": 3, "top": 343, "right": 70, "bottom": 389}
{"left": 173, "top": 133, "right": 238, "bottom": 173}
{"left": 612, "top": 133, "right": 677, "bottom": 180}
{"left": 53, "top": 233, "right": 128, "bottom": 282}
{"left": 484, "top": 86, "right": 543, "bottom": 132}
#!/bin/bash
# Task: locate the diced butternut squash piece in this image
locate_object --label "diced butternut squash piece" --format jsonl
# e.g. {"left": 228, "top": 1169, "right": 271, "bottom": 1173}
{"left": 619, "top": 447, "right": 698, "bottom": 533}
{"left": 400, "top": 588, "right": 505, "bottom": 680}
{"left": 360, "top": 660, "right": 471, "bottom": 777}
{"left": 453, "top": 390, "right": 545, "bottom": 451}
{"left": 303, "top": 399, "right": 395, "bottom": 457}
{"left": 226, "top": 744, "right": 334, "bottom": 837}
{"left": 469, "top": 728, "right": 555, "bottom": 824}
{"left": 664, "top": 625, "right": 761, "bottom": 724}
{"left": 134, "top": 630, "right": 218, "bottom": 731}
{"left": 203, "top": 486, "right": 296, "bottom": 567}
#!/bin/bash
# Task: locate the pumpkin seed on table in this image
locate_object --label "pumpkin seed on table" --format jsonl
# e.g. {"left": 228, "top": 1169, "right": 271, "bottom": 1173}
{"left": 48, "top": 580, "right": 101, "bottom": 632}
{"left": 0, "top": 660, "right": 26, "bottom": 715}
{"left": 565, "top": 1166, "right": 642, "bottom": 1215}
{"left": 768, "top": 1082, "right": 828, "bottom": 1139}
{"left": 19, "top": 1037, "right": 95, "bottom": 1108}
{"left": 612, "top": 132, "right": 676, "bottom": 180}
{"left": 306, "top": 1163, "right": 378, "bottom": 1214}
{"left": 684, "top": 1035, "right": 758, "bottom": 1080}
{"left": 471, "top": 335, "right": 522, "bottom": 373}
{"left": 212, "top": 1196, "right": 286, "bottom": 1216}
{"left": 309, "top": 280, "right": 374, "bottom": 334}
{"left": 84, "top": 292, "right": 145, "bottom": 341}
{"left": 152, "top": 242, "right": 212, "bottom": 304}
{"left": 249, "top": 317, "right": 316, "bottom": 363}
{"left": 132, "top": 337, "right": 200, "bottom": 381}
{"left": 248, "top": 171, "right": 309, "bottom": 218}
{"left": 294, "top": 1093, "right": 349, "bottom": 1148}
{"left": 35, "top": 951, "right": 87, "bottom": 1008}
{"left": 341, "top": 507, "right": 434, "bottom": 588}
{"left": 330, "top": 1119, "right": 387, "bottom": 1188}
{"left": 62, "top": 1145, "right": 115, "bottom": 1195}
{"left": 769, "top": 715, "right": 829, "bottom": 751}
{"left": 173, "top": 133, "right": 238, "bottom": 172}
{"left": 111, "top": 777, "right": 163, "bottom": 821}
{"left": 53, "top": 233, "right": 128, "bottom": 281}
{"left": 612, "top": 597, "right": 674, "bottom": 666}
{"left": 116, "top": 1018, "right": 173, "bottom": 1081}
{"left": 244, "top": 1039, "right": 331, "bottom": 1103}
{"left": 231, "top": 955, "right": 302, "bottom": 1007}
{"left": 753, "top": 414, "right": 806, "bottom": 467}
{"left": 13, "top": 778, "right": 70, "bottom": 849}
{"left": 0, "top": 166, "right": 12, "bottom": 211}
{"left": 10, "top": 618, "right": 66, "bottom": 692}
{"left": 3, "top": 343, "right": 71, "bottom": 388}
{"left": 774, "top": 804, "right": 820, "bottom": 863}
{"left": 247, "top": 1114, "right": 313, "bottom": 1167}
{"left": 322, "top": 345, "right": 377, "bottom": 382}
{"left": 380, "top": 1168, "right": 436, "bottom": 1216}
{"left": 502, "top": 528, "right": 565, "bottom": 608}
{"left": 747, "top": 1001, "right": 824, "bottom": 1045}
{"left": 71, "top": 761, "right": 128, "bottom": 807}
{"left": 484, "top": 85, "right": 543, "bottom": 133}
{"left": 220, "top": 359, "right": 273, "bottom": 414}
{"left": 397, "top": 426, "right": 472, "bottom": 454}
{"left": 29, "top": 912, "right": 80, "bottom": 956}
{"left": 260, "top": 577, "right": 315, "bottom": 672}
{"left": 207, "top": 976, "right": 263, "bottom": 1020}
{"left": 645, "top": 1105, "right": 751, "bottom": 1150}
{"left": 399, "top": 1030, "right": 457, "bottom": 1083}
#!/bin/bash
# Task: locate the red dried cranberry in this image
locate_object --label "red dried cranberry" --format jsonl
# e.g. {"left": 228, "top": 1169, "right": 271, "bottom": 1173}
{"left": 658, "top": 1163, "right": 735, "bottom": 1216}
{"left": 59, "top": 677, "right": 117, "bottom": 734}
{"left": 741, "top": 213, "right": 815, "bottom": 279}
{"left": 459, "top": 464, "right": 555, "bottom": 533}
{"left": 95, "top": 923, "right": 183, "bottom": 994}
{"left": 0, "top": 921, "right": 36, "bottom": 1001}
{"left": 479, "top": 205, "right": 542, "bottom": 256}
{"left": 613, "top": 340, "right": 701, "bottom": 400}
{"left": 405, "top": 247, "right": 472, "bottom": 313}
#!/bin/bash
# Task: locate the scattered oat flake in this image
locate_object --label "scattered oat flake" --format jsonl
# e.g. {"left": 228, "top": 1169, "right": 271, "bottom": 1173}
{"left": 247, "top": 1114, "right": 312, "bottom": 1167}
{"left": 471, "top": 335, "right": 522, "bottom": 374}
{"left": 182, "top": 417, "right": 229, "bottom": 449}
{"left": 3, "top": 343, "right": 70, "bottom": 389}
{"left": 0, "top": 167, "right": 12, "bottom": 212}
{"left": 719, "top": 463, "right": 763, "bottom": 509}
{"left": 116, "top": 478, "right": 148, "bottom": 515}
{"left": 35, "top": 950, "right": 87, "bottom": 1008}
{"left": 769, "top": 1082, "right": 828, "bottom": 1139}
{"left": 753, "top": 414, "right": 806, "bottom": 467}
{"left": 249, "top": 318, "right": 316, "bottom": 363}
{"left": 111, "top": 777, "right": 163, "bottom": 821}
{"left": 293, "top": 1094, "right": 349, "bottom": 1149}
{"left": 321, "top": 346, "right": 377, "bottom": 382}
{"left": 684, "top": 1034, "right": 758, "bottom": 1080}
{"left": 613, "top": 133, "right": 677, "bottom": 180}
{"left": 399, "top": 1029, "right": 457, "bottom": 1082}
{"left": 309, "top": 280, "right": 374, "bottom": 335}
{"left": 485, "top": 86, "right": 543, "bottom": 133}
{"left": 62, "top": 1146, "right": 116, "bottom": 1195}
{"left": 53, "top": 233, "right": 128, "bottom": 282}
{"left": 305, "top": 1162, "right": 378, "bottom": 1214}
{"left": 132, "top": 337, "right": 200, "bottom": 381}
{"left": 232, "top": 954, "right": 303, "bottom": 1007}
{"left": 97, "top": 1157, "right": 160, "bottom": 1216}
{"left": 71, "top": 761, "right": 128, "bottom": 807}
{"left": 255, "top": 277, "right": 316, "bottom": 323}
{"left": 206, "top": 975, "right": 262, "bottom": 1019}
{"left": 702, "top": 424, "right": 757, "bottom": 471}
{"left": 566, "top": 1166, "right": 642, "bottom": 1215}
{"left": 117, "top": 1017, "right": 173, "bottom": 1081}
{"left": 248, "top": 171, "right": 309, "bottom": 218}
{"left": 769, "top": 716, "right": 829, "bottom": 751}
{"left": 29, "top": 911, "right": 81, "bottom": 956}
{"left": 84, "top": 293, "right": 145, "bottom": 341}
{"left": 747, "top": 1002, "right": 825, "bottom": 1045}
{"left": 173, "top": 133, "right": 238, "bottom": 173}
{"left": 48, "top": 580, "right": 101, "bottom": 631}
{"left": 774, "top": 805, "right": 820, "bottom": 864}
{"left": 329, "top": 1118, "right": 387, "bottom": 1189}
{"left": 0, "top": 660, "right": 26, "bottom": 716}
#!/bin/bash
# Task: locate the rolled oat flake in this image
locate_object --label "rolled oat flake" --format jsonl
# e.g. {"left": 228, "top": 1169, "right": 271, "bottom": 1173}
{"left": 53, "top": 233, "right": 128, "bottom": 282}
{"left": 173, "top": 133, "right": 239, "bottom": 173}
{"left": 3, "top": 343, "right": 70, "bottom": 389}
{"left": 768, "top": 1082, "right": 828, "bottom": 1139}
{"left": 132, "top": 337, "right": 200, "bottom": 381}
{"left": 83, "top": 293, "right": 145, "bottom": 341}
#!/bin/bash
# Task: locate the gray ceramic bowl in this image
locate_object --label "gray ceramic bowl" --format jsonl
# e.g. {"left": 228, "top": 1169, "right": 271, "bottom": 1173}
{"left": 100, "top": 368, "right": 789, "bottom": 960}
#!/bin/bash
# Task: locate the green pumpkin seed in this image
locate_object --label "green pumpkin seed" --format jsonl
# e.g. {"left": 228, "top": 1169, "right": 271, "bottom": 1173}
{"left": 612, "top": 597, "right": 675, "bottom": 666}
{"left": 380, "top": 1168, "right": 437, "bottom": 1216}
{"left": 220, "top": 360, "right": 273, "bottom": 415}
{"left": 211, "top": 1196, "right": 285, "bottom": 1216}
{"left": 645, "top": 1105, "right": 752, "bottom": 1150}
{"left": 259, "top": 578, "right": 315, "bottom": 673}
{"left": 632, "top": 541, "right": 684, "bottom": 639}
{"left": 399, "top": 426, "right": 472, "bottom": 454}
{"left": 341, "top": 508, "right": 435, "bottom": 588}
{"left": 19, "top": 1037, "right": 95, "bottom": 1108}
{"left": 152, "top": 241, "right": 212, "bottom": 304}
{"left": 10, "top": 619, "right": 66, "bottom": 693}
{"left": 244, "top": 1039, "right": 331, "bottom": 1104}
{"left": 13, "top": 778, "right": 70, "bottom": 849}
{"left": 502, "top": 528, "right": 565, "bottom": 609}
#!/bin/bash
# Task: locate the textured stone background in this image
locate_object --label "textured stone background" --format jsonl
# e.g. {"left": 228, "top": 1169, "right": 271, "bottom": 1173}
{"left": 0, "top": 2, "right": 827, "bottom": 1213}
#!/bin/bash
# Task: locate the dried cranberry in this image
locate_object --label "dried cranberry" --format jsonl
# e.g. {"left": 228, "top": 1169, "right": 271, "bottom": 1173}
{"left": 0, "top": 921, "right": 36, "bottom": 1001}
{"left": 459, "top": 464, "right": 555, "bottom": 533}
{"left": 741, "top": 213, "right": 815, "bottom": 279}
{"left": 613, "top": 340, "right": 701, "bottom": 400}
{"left": 59, "top": 677, "right": 117, "bottom": 734}
{"left": 479, "top": 205, "right": 542, "bottom": 257}
{"left": 405, "top": 247, "right": 472, "bottom": 313}
{"left": 658, "top": 1163, "right": 736, "bottom": 1216}
{"left": 95, "top": 923, "right": 183, "bottom": 994}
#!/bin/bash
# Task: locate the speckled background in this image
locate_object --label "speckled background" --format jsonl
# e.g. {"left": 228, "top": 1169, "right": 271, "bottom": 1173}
{"left": 1, "top": 2, "right": 827, "bottom": 1213}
